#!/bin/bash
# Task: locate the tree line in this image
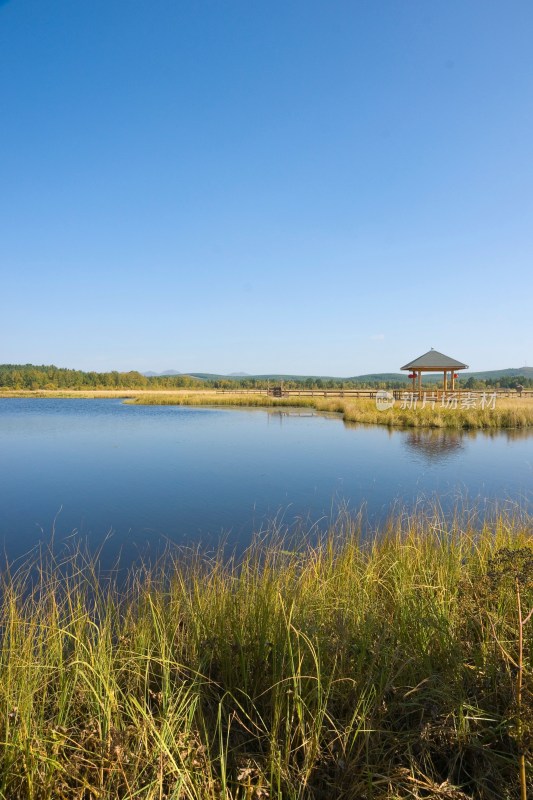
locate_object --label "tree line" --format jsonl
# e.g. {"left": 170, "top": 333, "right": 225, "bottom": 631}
{"left": 461, "top": 375, "right": 533, "bottom": 390}
{"left": 1, "top": 364, "right": 531, "bottom": 391}
{"left": 0, "top": 364, "right": 202, "bottom": 390}
{"left": 0, "top": 365, "right": 408, "bottom": 390}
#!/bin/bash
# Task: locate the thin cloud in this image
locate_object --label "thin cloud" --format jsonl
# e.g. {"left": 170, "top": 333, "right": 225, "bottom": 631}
{"left": 370, "top": 333, "right": 385, "bottom": 341}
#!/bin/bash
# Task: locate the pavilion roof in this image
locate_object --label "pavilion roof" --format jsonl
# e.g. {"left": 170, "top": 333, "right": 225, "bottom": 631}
{"left": 401, "top": 349, "right": 468, "bottom": 371}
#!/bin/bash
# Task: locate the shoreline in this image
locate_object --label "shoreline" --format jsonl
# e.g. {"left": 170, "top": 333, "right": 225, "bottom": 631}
{"left": 129, "top": 391, "right": 533, "bottom": 430}
{"left": 2, "top": 388, "right": 533, "bottom": 428}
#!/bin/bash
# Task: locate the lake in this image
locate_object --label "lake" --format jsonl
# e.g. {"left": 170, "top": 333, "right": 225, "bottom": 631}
{"left": 1, "top": 398, "right": 532, "bottom": 567}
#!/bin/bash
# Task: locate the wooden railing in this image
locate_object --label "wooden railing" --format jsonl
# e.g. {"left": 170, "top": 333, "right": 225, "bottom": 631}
{"left": 215, "top": 388, "right": 533, "bottom": 399}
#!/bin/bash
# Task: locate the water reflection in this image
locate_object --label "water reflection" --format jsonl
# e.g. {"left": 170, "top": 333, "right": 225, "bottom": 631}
{"left": 404, "top": 426, "right": 533, "bottom": 464}
{"left": 266, "top": 410, "right": 318, "bottom": 425}
{"left": 1, "top": 400, "right": 532, "bottom": 568}
{"left": 404, "top": 429, "right": 465, "bottom": 463}
{"left": 268, "top": 410, "right": 318, "bottom": 417}
{"left": 480, "top": 427, "right": 533, "bottom": 442}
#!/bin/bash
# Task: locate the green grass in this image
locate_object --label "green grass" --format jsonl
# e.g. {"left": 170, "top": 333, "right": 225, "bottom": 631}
{"left": 127, "top": 392, "right": 533, "bottom": 429}
{"left": 1, "top": 507, "right": 532, "bottom": 798}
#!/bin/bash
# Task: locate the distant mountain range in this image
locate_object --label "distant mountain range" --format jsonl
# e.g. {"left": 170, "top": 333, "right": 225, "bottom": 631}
{"left": 143, "top": 367, "right": 533, "bottom": 383}
{"left": 142, "top": 370, "right": 251, "bottom": 378}
{"left": 143, "top": 370, "right": 182, "bottom": 377}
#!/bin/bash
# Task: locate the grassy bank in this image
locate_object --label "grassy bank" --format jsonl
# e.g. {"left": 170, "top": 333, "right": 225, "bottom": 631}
{"left": 127, "top": 392, "right": 533, "bottom": 429}
{"left": 1, "top": 509, "right": 532, "bottom": 799}
{"left": 3, "top": 389, "right": 533, "bottom": 428}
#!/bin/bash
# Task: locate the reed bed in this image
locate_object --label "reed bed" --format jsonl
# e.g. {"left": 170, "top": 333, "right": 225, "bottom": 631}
{"left": 128, "top": 393, "right": 533, "bottom": 429}
{"left": 1, "top": 508, "right": 532, "bottom": 799}
{"left": 127, "top": 392, "right": 318, "bottom": 410}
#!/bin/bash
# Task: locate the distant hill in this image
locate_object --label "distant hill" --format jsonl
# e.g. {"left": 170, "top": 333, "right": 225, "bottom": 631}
{"left": 142, "top": 370, "right": 182, "bottom": 377}
{"left": 459, "top": 367, "right": 533, "bottom": 381}
{"left": 187, "top": 367, "right": 533, "bottom": 384}
{"left": 189, "top": 373, "right": 353, "bottom": 382}
{"left": 348, "top": 373, "right": 411, "bottom": 383}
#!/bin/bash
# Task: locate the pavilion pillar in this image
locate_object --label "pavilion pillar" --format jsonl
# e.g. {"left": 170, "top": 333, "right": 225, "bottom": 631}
{"left": 418, "top": 370, "right": 422, "bottom": 398}
{"left": 443, "top": 371, "right": 447, "bottom": 392}
{"left": 451, "top": 372, "right": 455, "bottom": 391}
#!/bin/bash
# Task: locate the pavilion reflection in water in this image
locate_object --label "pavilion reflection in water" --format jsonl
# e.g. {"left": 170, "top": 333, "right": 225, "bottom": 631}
{"left": 404, "top": 426, "right": 533, "bottom": 464}
{"left": 404, "top": 429, "right": 465, "bottom": 463}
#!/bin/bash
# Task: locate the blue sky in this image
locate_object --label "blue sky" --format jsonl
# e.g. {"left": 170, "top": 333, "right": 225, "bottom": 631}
{"left": 1, "top": 1, "right": 532, "bottom": 376}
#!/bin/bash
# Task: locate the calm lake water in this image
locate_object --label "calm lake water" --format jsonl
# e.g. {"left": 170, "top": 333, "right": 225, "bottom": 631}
{"left": 1, "top": 399, "right": 532, "bottom": 566}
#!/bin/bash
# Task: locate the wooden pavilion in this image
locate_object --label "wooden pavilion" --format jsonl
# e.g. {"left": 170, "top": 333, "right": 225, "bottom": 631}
{"left": 401, "top": 349, "right": 468, "bottom": 396}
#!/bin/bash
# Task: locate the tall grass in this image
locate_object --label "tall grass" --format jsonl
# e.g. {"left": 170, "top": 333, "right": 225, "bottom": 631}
{"left": 127, "top": 393, "right": 533, "bottom": 429}
{"left": 1, "top": 508, "right": 532, "bottom": 798}
{"left": 127, "top": 392, "right": 319, "bottom": 409}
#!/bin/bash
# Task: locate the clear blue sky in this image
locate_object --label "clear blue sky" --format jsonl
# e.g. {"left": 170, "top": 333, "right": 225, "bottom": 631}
{"left": 1, "top": 1, "right": 532, "bottom": 376}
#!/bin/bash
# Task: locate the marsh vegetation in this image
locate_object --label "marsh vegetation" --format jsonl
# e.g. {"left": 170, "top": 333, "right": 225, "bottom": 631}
{"left": 127, "top": 392, "right": 533, "bottom": 430}
{"left": 1, "top": 508, "right": 532, "bottom": 799}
